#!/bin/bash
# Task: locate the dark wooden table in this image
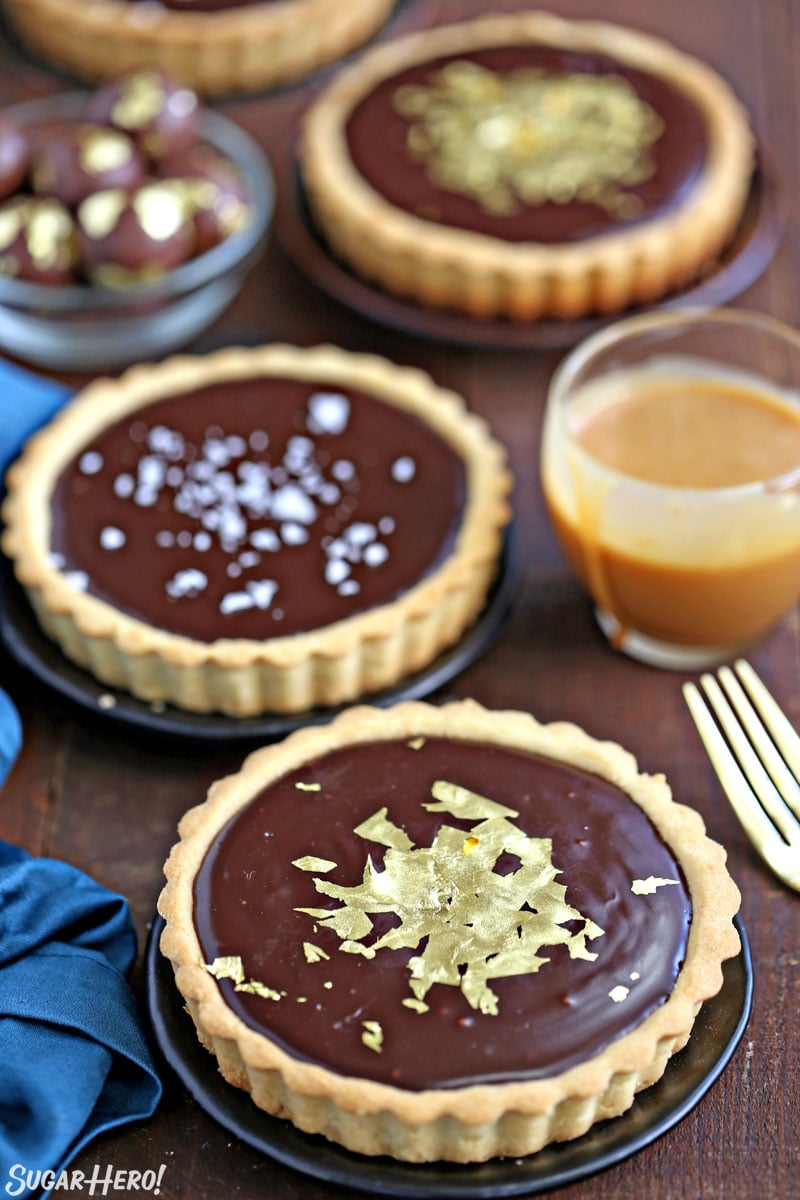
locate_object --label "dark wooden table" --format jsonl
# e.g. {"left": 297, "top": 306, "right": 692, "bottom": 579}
{"left": 1, "top": 1, "right": 798, "bottom": 1197}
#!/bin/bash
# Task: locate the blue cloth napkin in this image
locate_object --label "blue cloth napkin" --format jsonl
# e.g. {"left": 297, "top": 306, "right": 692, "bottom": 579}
{"left": 0, "top": 689, "right": 162, "bottom": 1196}
{"left": 0, "top": 690, "right": 21, "bottom": 791}
{"left": 0, "top": 356, "right": 74, "bottom": 479}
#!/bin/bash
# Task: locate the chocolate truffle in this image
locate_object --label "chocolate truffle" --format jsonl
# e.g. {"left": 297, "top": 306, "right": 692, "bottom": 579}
{"left": 76, "top": 180, "right": 195, "bottom": 286}
{"left": 157, "top": 142, "right": 251, "bottom": 252}
{"left": 0, "top": 196, "right": 78, "bottom": 284}
{"left": 87, "top": 70, "right": 202, "bottom": 159}
{"left": 31, "top": 123, "right": 147, "bottom": 209}
{"left": 130, "top": 0, "right": 260, "bottom": 8}
{"left": 0, "top": 114, "right": 31, "bottom": 201}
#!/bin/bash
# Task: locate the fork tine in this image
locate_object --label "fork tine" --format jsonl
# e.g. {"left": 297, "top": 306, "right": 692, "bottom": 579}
{"left": 682, "top": 680, "right": 789, "bottom": 861}
{"left": 733, "top": 660, "right": 800, "bottom": 817}
{"left": 698, "top": 672, "right": 800, "bottom": 846}
{"left": 714, "top": 662, "right": 800, "bottom": 830}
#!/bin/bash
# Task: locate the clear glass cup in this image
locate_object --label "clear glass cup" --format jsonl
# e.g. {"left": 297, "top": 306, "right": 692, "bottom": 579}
{"left": 541, "top": 308, "right": 800, "bottom": 669}
{"left": 0, "top": 95, "right": 274, "bottom": 371}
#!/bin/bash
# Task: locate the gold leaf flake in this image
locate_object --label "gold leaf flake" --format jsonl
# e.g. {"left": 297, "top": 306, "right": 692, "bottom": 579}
{"left": 293, "top": 856, "right": 337, "bottom": 872}
{"left": 295, "top": 781, "right": 322, "bottom": 792}
{"left": 79, "top": 128, "right": 134, "bottom": 175}
{"left": 297, "top": 904, "right": 374, "bottom": 941}
{"left": 407, "top": 737, "right": 426, "bottom": 750}
{"left": 204, "top": 956, "right": 245, "bottom": 985}
{"left": 402, "top": 998, "right": 430, "bottom": 1014}
{"left": 235, "top": 980, "right": 281, "bottom": 1001}
{"left": 631, "top": 877, "right": 681, "bottom": 895}
{"left": 26, "top": 201, "right": 76, "bottom": 271}
{"left": 362, "top": 1020, "right": 384, "bottom": 1053}
{"left": 205, "top": 955, "right": 281, "bottom": 1000}
{"left": 393, "top": 61, "right": 663, "bottom": 219}
{"left": 339, "top": 940, "right": 376, "bottom": 959}
{"left": 353, "top": 807, "right": 413, "bottom": 850}
{"left": 302, "top": 941, "right": 330, "bottom": 964}
{"left": 425, "top": 779, "right": 518, "bottom": 820}
{"left": 295, "top": 780, "right": 604, "bottom": 1016}
{"left": 78, "top": 189, "right": 127, "bottom": 240}
{"left": 609, "top": 985, "right": 630, "bottom": 1003}
{"left": 0, "top": 204, "right": 24, "bottom": 251}
{"left": 111, "top": 71, "right": 167, "bottom": 131}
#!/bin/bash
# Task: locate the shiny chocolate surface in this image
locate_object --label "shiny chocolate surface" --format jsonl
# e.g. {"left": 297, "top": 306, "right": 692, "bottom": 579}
{"left": 345, "top": 44, "right": 709, "bottom": 244}
{"left": 31, "top": 124, "right": 146, "bottom": 209}
{"left": 193, "top": 737, "right": 691, "bottom": 1090}
{"left": 50, "top": 376, "right": 465, "bottom": 642}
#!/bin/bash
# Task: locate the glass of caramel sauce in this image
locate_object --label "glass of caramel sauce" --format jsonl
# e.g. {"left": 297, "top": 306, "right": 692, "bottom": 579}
{"left": 541, "top": 308, "right": 800, "bottom": 669}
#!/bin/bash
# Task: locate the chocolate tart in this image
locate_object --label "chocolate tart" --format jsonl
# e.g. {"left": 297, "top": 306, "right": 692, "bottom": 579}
{"left": 157, "top": 699, "right": 741, "bottom": 1163}
{"left": 301, "top": 12, "right": 755, "bottom": 321}
{"left": 2, "top": 0, "right": 395, "bottom": 95}
{"left": 1, "top": 345, "right": 511, "bottom": 716}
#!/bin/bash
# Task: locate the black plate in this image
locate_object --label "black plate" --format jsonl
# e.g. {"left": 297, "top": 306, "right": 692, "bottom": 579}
{"left": 277, "top": 157, "right": 783, "bottom": 351}
{"left": 145, "top": 914, "right": 751, "bottom": 1198}
{"left": 0, "top": 528, "right": 520, "bottom": 743}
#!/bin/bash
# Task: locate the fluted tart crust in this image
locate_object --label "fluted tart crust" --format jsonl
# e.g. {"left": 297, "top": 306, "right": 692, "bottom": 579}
{"left": 1, "top": 344, "right": 511, "bottom": 716}
{"left": 2, "top": 0, "right": 395, "bottom": 95}
{"left": 301, "top": 11, "right": 755, "bottom": 321}
{"left": 158, "top": 698, "right": 741, "bottom": 1162}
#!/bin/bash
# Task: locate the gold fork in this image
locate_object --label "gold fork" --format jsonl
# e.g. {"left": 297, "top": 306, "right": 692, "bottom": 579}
{"left": 683, "top": 660, "right": 800, "bottom": 892}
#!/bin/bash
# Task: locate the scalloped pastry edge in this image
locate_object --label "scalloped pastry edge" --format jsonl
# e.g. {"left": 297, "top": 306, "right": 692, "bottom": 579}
{"left": 301, "top": 11, "right": 755, "bottom": 321}
{"left": 1, "top": 344, "right": 511, "bottom": 716}
{"left": 158, "top": 698, "right": 741, "bottom": 1162}
{"left": 3, "top": 0, "right": 395, "bottom": 94}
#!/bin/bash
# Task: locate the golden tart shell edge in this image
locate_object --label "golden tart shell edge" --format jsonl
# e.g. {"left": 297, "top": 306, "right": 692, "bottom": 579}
{"left": 157, "top": 698, "right": 742, "bottom": 1163}
{"left": 301, "top": 11, "right": 756, "bottom": 320}
{"left": 3, "top": 0, "right": 396, "bottom": 95}
{"left": 1, "top": 344, "right": 511, "bottom": 716}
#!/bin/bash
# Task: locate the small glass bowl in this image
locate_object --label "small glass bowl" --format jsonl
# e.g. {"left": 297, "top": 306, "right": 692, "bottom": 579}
{"left": 0, "top": 94, "right": 274, "bottom": 371}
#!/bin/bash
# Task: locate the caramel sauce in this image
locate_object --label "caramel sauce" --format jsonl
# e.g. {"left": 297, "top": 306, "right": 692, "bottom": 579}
{"left": 573, "top": 376, "right": 800, "bottom": 487}
{"left": 543, "top": 367, "right": 800, "bottom": 648}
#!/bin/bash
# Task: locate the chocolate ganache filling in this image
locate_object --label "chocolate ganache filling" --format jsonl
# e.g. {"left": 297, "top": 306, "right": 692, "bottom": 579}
{"left": 345, "top": 45, "right": 709, "bottom": 244}
{"left": 49, "top": 377, "right": 466, "bottom": 642}
{"left": 193, "top": 737, "right": 691, "bottom": 1090}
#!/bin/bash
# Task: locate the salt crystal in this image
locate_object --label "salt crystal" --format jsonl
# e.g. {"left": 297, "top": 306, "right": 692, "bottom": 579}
{"left": 364, "top": 542, "right": 389, "bottom": 567}
{"left": 65, "top": 570, "right": 89, "bottom": 592}
{"left": 332, "top": 459, "right": 355, "bottom": 482}
{"left": 307, "top": 392, "right": 350, "bottom": 436}
{"left": 100, "top": 526, "right": 126, "bottom": 551}
{"left": 114, "top": 474, "right": 135, "bottom": 498}
{"left": 391, "top": 456, "right": 416, "bottom": 483}
{"left": 325, "top": 559, "right": 350, "bottom": 586}
{"left": 165, "top": 568, "right": 208, "bottom": 598}
{"left": 271, "top": 484, "right": 317, "bottom": 525}
{"left": 281, "top": 523, "right": 309, "bottom": 546}
{"left": 346, "top": 523, "right": 376, "bottom": 547}
{"left": 79, "top": 451, "right": 104, "bottom": 476}
{"left": 250, "top": 528, "right": 280, "bottom": 552}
